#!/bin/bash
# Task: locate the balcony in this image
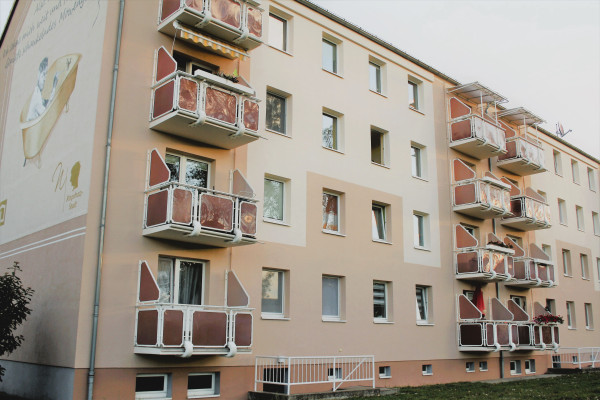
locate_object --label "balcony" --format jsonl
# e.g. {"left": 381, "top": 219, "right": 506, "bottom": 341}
{"left": 505, "top": 238, "right": 556, "bottom": 288}
{"left": 452, "top": 160, "right": 511, "bottom": 219}
{"left": 144, "top": 149, "right": 257, "bottom": 247}
{"left": 447, "top": 83, "right": 508, "bottom": 160}
{"left": 150, "top": 47, "right": 260, "bottom": 149}
{"left": 501, "top": 183, "right": 551, "bottom": 231}
{"left": 136, "top": 262, "right": 253, "bottom": 356}
{"left": 455, "top": 225, "right": 514, "bottom": 282}
{"left": 158, "top": 0, "right": 263, "bottom": 51}
{"left": 457, "top": 295, "right": 559, "bottom": 352}
{"left": 497, "top": 135, "right": 546, "bottom": 176}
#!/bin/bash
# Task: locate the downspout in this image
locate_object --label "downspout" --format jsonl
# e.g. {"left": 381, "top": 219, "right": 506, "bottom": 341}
{"left": 87, "top": 1, "right": 125, "bottom": 399}
{"left": 491, "top": 173, "right": 505, "bottom": 379}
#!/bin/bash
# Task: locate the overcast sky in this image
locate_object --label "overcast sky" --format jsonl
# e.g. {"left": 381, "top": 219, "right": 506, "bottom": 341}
{"left": 1, "top": 0, "right": 598, "bottom": 158}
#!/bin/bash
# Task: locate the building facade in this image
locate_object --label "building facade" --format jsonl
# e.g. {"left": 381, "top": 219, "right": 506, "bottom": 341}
{"left": 0, "top": 0, "right": 598, "bottom": 399}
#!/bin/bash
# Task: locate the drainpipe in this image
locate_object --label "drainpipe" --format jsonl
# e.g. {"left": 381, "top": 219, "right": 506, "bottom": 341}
{"left": 87, "top": 1, "right": 125, "bottom": 399}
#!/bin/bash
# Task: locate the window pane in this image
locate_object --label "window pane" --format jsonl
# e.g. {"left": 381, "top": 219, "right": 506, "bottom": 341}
{"left": 268, "top": 14, "right": 286, "bottom": 51}
{"left": 178, "top": 261, "right": 203, "bottom": 305}
{"left": 264, "top": 179, "right": 284, "bottom": 221}
{"left": 411, "top": 146, "right": 421, "bottom": 177}
{"left": 371, "top": 131, "right": 383, "bottom": 164}
{"left": 373, "top": 282, "right": 386, "bottom": 319}
{"left": 408, "top": 81, "right": 418, "bottom": 108}
{"left": 416, "top": 287, "right": 427, "bottom": 321}
{"left": 262, "top": 270, "right": 284, "bottom": 314}
{"left": 372, "top": 205, "right": 385, "bottom": 240}
{"left": 322, "top": 39, "right": 336, "bottom": 73}
{"left": 157, "top": 257, "right": 173, "bottom": 303}
{"left": 369, "top": 62, "right": 381, "bottom": 92}
{"left": 266, "top": 92, "right": 286, "bottom": 134}
{"left": 322, "top": 277, "right": 339, "bottom": 317}
{"left": 136, "top": 376, "right": 166, "bottom": 392}
{"left": 185, "top": 159, "right": 208, "bottom": 188}
{"left": 322, "top": 114, "right": 337, "bottom": 149}
{"left": 413, "top": 214, "right": 424, "bottom": 247}
{"left": 322, "top": 193, "right": 339, "bottom": 231}
{"left": 166, "top": 154, "right": 181, "bottom": 182}
{"left": 188, "top": 374, "right": 213, "bottom": 390}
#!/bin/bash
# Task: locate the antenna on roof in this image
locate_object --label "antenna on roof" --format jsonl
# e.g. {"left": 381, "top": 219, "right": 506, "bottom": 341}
{"left": 556, "top": 122, "right": 572, "bottom": 138}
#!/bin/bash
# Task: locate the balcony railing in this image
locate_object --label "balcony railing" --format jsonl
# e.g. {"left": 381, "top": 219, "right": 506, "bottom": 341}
{"left": 144, "top": 182, "right": 257, "bottom": 247}
{"left": 505, "top": 239, "right": 556, "bottom": 288}
{"left": 135, "top": 304, "right": 253, "bottom": 356}
{"left": 158, "top": 0, "right": 263, "bottom": 51}
{"left": 501, "top": 186, "right": 551, "bottom": 231}
{"left": 497, "top": 136, "right": 546, "bottom": 176}
{"left": 454, "top": 225, "right": 514, "bottom": 282}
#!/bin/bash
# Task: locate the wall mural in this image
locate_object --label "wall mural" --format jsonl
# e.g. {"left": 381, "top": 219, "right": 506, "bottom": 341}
{"left": 0, "top": 0, "right": 107, "bottom": 245}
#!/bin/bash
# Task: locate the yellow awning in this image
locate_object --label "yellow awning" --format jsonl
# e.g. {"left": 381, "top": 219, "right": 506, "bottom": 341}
{"left": 179, "top": 28, "right": 248, "bottom": 61}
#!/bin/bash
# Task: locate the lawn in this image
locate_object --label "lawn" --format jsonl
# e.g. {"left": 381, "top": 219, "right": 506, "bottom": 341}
{"left": 356, "top": 371, "right": 600, "bottom": 400}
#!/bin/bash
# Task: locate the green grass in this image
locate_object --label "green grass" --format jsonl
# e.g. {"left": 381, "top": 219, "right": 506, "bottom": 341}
{"left": 356, "top": 371, "right": 600, "bottom": 400}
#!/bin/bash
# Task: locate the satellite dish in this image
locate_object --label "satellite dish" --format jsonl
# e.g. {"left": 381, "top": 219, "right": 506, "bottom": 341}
{"left": 556, "top": 122, "right": 572, "bottom": 138}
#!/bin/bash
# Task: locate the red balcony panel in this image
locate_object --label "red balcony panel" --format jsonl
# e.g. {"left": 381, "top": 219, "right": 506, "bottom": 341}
{"left": 454, "top": 184, "right": 476, "bottom": 204}
{"left": 517, "top": 325, "right": 531, "bottom": 345}
{"left": 457, "top": 252, "right": 478, "bottom": 274}
{"left": 192, "top": 311, "right": 228, "bottom": 347}
{"left": 497, "top": 136, "right": 546, "bottom": 176}
{"left": 153, "top": 80, "right": 176, "bottom": 119}
{"left": 240, "top": 201, "right": 257, "bottom": 236}
{"left": 172, "top": 188, "right": 193, "bottom": 225}
{"left": 451, "top": 119, "right": 471, "bottom": 141}
{"left": 156, "top": 47, "right": 177, "bottom": 83}
{"left": 243, "top": 99, "right": 259, "bottom": 132}
{"left": 450, "top": 97, "right": 471, "bottom": 119}
{"left": 139, "top": 261, "right": 160, "bottom": 303}
{"left": 199, "top": 194, "right": 234, "bottom": 232}
{"left": 137, "top": 309, "right": 159, "bottom": 346}
{"left": 247, "top": 6, "right": 262, "bottom": 37}
{"left": 149, "top": 149, "right": 171, "bottom": 187}
{"left": 460, "top": 323, "right": 484, "bottom": 346}
{"left": 235, "top": 313, "right": 252, "bottom": 347}
{"left": 205, "top": 86, "right": 237, "bottom": 124}
{"left": 179, "top": 78, "right": 198, "bottom": 112}
{"left": 161, "top": 0, "right": 181, "bottom": 21}
{"left": 146, "top": 190, "right": 169, "bottom": 227}
{"left": 163, "top": 309, "right": 184, "bottom": 346}
{"left": 212, "top": 0, "right": 242, "bottom": 29}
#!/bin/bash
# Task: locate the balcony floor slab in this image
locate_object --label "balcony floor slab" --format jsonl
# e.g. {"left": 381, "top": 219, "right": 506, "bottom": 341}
{"left": 143, "top": 224, "right": 256, "bottom": 247}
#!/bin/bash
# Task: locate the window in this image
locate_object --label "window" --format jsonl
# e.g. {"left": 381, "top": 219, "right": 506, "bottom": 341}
{"left": 466, "top": 362, "right": 475, "bottom": 373}
{"left": 413, "top": 212, "right": 429, "bottom": 249}
{"left": 588, "top": 167, "right": 596, "bottom": 191}
{"left": 174, "top": 52, "right": 218, "bottom": 75}
{"left": 322, "top": 38, "right": 337, "bottom": 73}
{"left": 460, "top": 224, "right": 477, "bottom": 239}
{"left": 542, "top": 244, "right": 552, "bottom": 260}
{"left": 422, "top": 364, "right": 432, "bottom": 376}
{"left": 552, "top": 355, "right": 561, "bottom": 368}
{"left": 322, "top": 276, "right": 341, "bottom": 320}
{"left": 369, "top": 62, "right": 381, "bottom": 93}
{"left": 562, "top": 249, "right": 571, "bottom": 276}
{"left": 328, "top": 368, "right": 342, "bottom": 381}
{"left": 268, "top": 13, "right": 287, "bottom": 51}
{"left": 322, "top": 192, "right": 340, "bottom": 233}
{"left": 511, "top": 295, "right": 527, "bottom": 313}
{"left": 479, "top": 361, "right": 488, "bottom": 371}
{"left": 581, "top": 254, "right": 589, "bottom": 279}
{"left": 373, "top": 281, "right": 389, "bottom": 321}
{"left": 506, "top": 235, "right": 523, "bottom": 249}
{"left": 585, "top": 303, "right": 593, "bottom": 329}
{"left": 571, "top": 160, "right": 580, "bottom": 184}
{"left": 510, "top": 360, "right": 522, "bottom": 375}
{"left": 166, "top": 153, "right": 209, "bottom": 188}
{"left": 546, "top": 299, "right": 556, "bottom": 315}
{"left": 135, "top": 374, "right": 169, "bottom": 399}
{"left": 157, "top": 257, "right": 204, "bottom": 305}
{"left": 525, "top": 360, "right": 536, "bottom": 374}
{"left": 262, "top": 269, "right": 285, "bottom": 317}
{"left": 553, "top": 150, "right": 562, "bottom": 175}
{"left": 264, "top": 177, "right": 286, "bottom": 222}
{"left": 593, "top": 212, "right": 600, "bottom": 235}
{"left": 566, "top": 301, "right": 576, "bottom": 328}
{"left": 322, "top": 112, "right": 339, "bottom": 151}
{"left": 266, "top": 91, "right": 287, "bottom": 135}
{"left": 379, "top": 366, "right": 391, "bottom": 378}
{"left": 558, "top": 199, "right": 567, "bottom": 225}
{"left": 597, "top": 258, "right": 600, "bottom": 281}
{"left": 576, "top": 206, "right": 584, "bottom": 231}
{"left": 371, "top": 203, "right": 387, "bottom": 241}
{"left": 411, "top": 144, "right": 425, "bottom": 178}
{"left": 370, "top": 128, "right": 388, "bottom": 166}
{"left": 408, "top": 79, "right": 419, "bottom": 110}
{"left": 188, "top": 373, "right": 218, "bottom": 398}
{"left": 416, "top": 285, "right": 431, "bottom": 324}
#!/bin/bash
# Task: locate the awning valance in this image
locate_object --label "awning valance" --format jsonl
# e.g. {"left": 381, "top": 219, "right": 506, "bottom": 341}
{"left": 174, "top": 22, "right": 249, "bottom": 60}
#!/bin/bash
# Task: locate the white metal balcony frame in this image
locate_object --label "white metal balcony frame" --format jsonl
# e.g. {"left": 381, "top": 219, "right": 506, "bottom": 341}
{"left": 498, "top": 134, "right": 546, "bottom": 175}
{"left": 254, "top": 355, "right": 375, "bottom": 394}
{"left": 552, "top": 347, "right": 600, "bottom": 369}
{"left": 500, "top": 181, "right": 551, "bottom": 231}
{"left": 504, "top": 238, "right": 556, "bottom": 288}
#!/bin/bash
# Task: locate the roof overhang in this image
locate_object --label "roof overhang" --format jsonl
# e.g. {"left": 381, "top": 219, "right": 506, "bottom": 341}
{"left": 447, "top": 82, "right": 508, "bottom": 104}
{"left": 498, "top": 107, "right": 545, "bottom": 126}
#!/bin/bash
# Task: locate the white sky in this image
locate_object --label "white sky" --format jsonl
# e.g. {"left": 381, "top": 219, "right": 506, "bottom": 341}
{"left": 1, "top": 0, "right": 598, "bottom": 158}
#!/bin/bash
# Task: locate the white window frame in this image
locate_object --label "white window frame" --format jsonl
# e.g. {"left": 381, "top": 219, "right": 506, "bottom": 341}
{"left": 510, "top": 295, "right": 527, "bottom": 313}
{"left": 261, "top": 269, "right": 286, "bottom": 318}
{"left": 265, "top": 90, "right": 288, "bottom": 136}
{"left": 165, "top": 152, "right": 211, "bottom": 189}
{"left": 510, "top": 360, "right": 522, "bottom": 375}
{"left": 597, "top": 258, "right": 600, "bottom": 282}
{"left": 562, "top": 249, "right": 571, "bottom": 276}
{"left": 479, "top": 361, "right": 488, "bottom": 371}
{"left": 592, "top": 212, "right": 600, "bottom": 236}
{"left": 322, "top": 275, "right": 341, "bottom": 321}
{"left": 466, "top": 362, "right": 475, "bottom": 373}
{"left": 546, "top": 299, "right": 556, "bottom": 315}
{"left": 322, "top": 36, "right": 339, "bottom": 74}
{"left": 553, "top": 150, "right": 562, "bottom": 176}
{"left": 187, "top": 372, "right": 217, "bottom": 398}
{"left": 524, "top": 360, "right": 536, "bottom": 374}
{"left": 370, "top": 127, "right": 388, "bottom": 167}
{"left": 369, "top": 61, "right": 382, "bottom": 94}
{"left": 408, "top": 79, "right": 420, "bottom": 110}
{"left": 263, "top": 176, "right": 287, "bottom": 224}
{"left": 158, "top": 257, "right": 205, "bottom": 305}
{"left": 567, "top": 301, "right": 576, "bottom": 329}
{"left": 322, "top": 191, "right": 341, "bottom": 234}
{"left": 422, "top": 364, "right": 433, "bottom": 376}
{"left": 411, "top": 143, "right": 426, "bottom": 179}
{"left": 581, "top": 254, "right": 589, "bottom": 280}
{"left": 542, "top": 244, "right": 552, "bottom": 260}
{"left": 558, "top": 199, "right": 567, "bottom": 225}
{"left": 413, "top": 212, "right": 429, "bottom": 250}
{"left": 327, "top": 367, "right": 342, "bottom": 381}
{"left": 268, "top": 12, "right": 288, "bottom": 52}
{"left": 588, "top": 167, "right": 596, "bottom": 191}
{"left": 373, "top": 281, "right": 389, "bottom": 322}
{"left": 416, "top": 285, "right": 431, "bottom": 324}
{"left": 322, "top": 111, "right": 342, "bottom": 152}
{"left": 571, "top": 159, "right": 580, "bottom": 184}
{"left": 585, "top": 303, "right": 593, "bottom": 330}
{"left": 379, "top": 366, "right": 391, "bottom": 378}
{"left": 371, "top": 203, "right": 388, "bottom": 242}
{"left": 135, "top": 374, "right": 169, "bottom": 400}
{"left": 576, "top": 206, "right": 584, "bottom": 231}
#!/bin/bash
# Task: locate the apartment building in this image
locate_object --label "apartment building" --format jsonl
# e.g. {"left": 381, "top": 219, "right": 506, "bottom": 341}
{"left": 0, "top": 0, "right": 597, "bottom": 399}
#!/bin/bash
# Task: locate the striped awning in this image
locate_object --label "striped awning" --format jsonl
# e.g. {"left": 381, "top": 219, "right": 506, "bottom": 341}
{"left": 178, "top": 26, "right": 249, "bottom": 60}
